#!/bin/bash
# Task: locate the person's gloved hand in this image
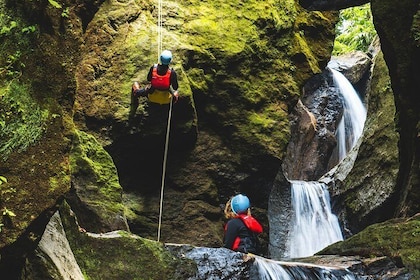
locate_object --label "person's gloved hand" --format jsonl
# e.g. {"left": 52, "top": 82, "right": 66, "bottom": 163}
{"left": 172, "top": 90, "right": 179, "bottom": 103}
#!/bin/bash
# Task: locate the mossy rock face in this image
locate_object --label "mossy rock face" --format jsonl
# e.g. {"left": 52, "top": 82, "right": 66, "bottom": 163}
{"left": 72, "top": 0, "right": 338, "bottom": 159}
{"left": 338, "top": 51, "right": 399, "bottom": 233}
{"left": 68, "top": 130, "right": 127, "bottom": 232}
{"left": 71, "top": 0, "right": 338, "bottom": 247}
{"left": 0, "top": 0, "right": 95, "bottom": 248}
{"left": 72, "top": 232, "right": 196, "bottom": 280}
{"left": 370, "top": 0, "right": 420, "bottom": 217}
{"left": 0, "top": 0, "right": 338, "bottom": 254}
{"left": 59, "top": 201, "right": 196, "bottom": 280}
{"left": 320, "top": 214, "right": 420, "bottom": 278}
{"left": 0, "top": 89, "right": 71, "bottom": 247}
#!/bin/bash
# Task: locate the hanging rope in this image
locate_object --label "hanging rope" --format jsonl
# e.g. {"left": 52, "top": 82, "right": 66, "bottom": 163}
{"left": 156, "top": 0, "right": 172, "bottom": 242}
{"left": 157, "top": 0, "right": 163, "bottom": 62}
{"left": 157, "top": 96, "right": 173, "bottom": 242}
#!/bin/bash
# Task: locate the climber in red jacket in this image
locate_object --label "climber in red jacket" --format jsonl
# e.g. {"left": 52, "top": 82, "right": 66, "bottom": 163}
{"left": 130, "top": 50, "right": 179, "bottom": 118}
{"left": 223, "top": 194, "right": 263, "bottom": 254}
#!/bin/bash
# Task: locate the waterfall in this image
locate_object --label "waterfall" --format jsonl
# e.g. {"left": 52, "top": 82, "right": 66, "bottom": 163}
{"left": 252, "top": 256, "right": 358, "bottom": 280}
{"left": 288, "top": 181, "right": 343, "bottom": 258}
{"left": 330, "top": 68, "right": 367, "bottom": 160}
{"left": 284, "top": 69, "right": 365, "bottom": 258}
{"left": 266, "top": 67, "right": 367, "bottom": 277}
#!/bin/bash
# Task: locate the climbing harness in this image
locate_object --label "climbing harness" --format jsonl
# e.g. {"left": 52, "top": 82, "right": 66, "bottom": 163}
{"left": 156, "top": 0, "right": 172, "bottom": 242}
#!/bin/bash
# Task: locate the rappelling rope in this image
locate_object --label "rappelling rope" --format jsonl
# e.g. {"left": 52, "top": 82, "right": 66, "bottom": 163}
{"left": 157, "top": 0, "right": 163, "bottom": 62}
{"left": 156, "top": 0, "right": 172, "bottom": 243}
{"left": 157, "top": 95, "right": 173, "bottom": 242}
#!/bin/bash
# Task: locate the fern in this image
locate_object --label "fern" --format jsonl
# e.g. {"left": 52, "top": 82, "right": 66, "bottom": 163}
{"left": 48, "top": 0, "right": 62, "bottom": 9}
{"left": 0, "top": 82, "right": 48, "bottom": 160}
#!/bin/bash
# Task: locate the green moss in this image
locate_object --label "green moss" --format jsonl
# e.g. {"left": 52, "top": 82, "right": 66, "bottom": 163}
{"left": 320, "top": 215, "right": 420, "bottom": 277}
{"left": 70, "top": 130, "right": 125, "bottom": 219}
{"left": 59, "top": 201, "right": 196, "bottom": 280}
{"left": 342, "top": 51, "right": 399, "bottom": 221}
{"left": 0, "top": 81, "right": 49, "bottom": 160}
{"left": 249, "top": 112, "right": 277, "bottom": 129}
{"left": 48, "top": 173, "right": 69, "bottom": 194}
{"left": 412, "top": 11, "right": 420, "bottom": 45}
{"left": 185, "top": 68, "right": 211, "bottom": 94}
{"left": 292, "top": 32, "right": 321, "bottom": 73}
{"left": 71, "top": 130, "right": 119, "bottom": 188}
{"left": 237, "top": 103, "right": 290, "bottom": 157}
{"left": 181, "top": 0, "right": 278, "bottom": 54}
{"left": 48, "top": 154, "right": 71, "bottom": 194}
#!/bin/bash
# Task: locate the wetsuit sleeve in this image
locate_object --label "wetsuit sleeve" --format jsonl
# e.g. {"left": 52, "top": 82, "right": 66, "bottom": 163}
{"left": 223, "top": 219, "right": 240, "bottom": 250}
{"left": 147, "top": 66, "right": 154, "bottom": 82}
{"left": 170, "top": 69, "right": 179, "bottom": 90}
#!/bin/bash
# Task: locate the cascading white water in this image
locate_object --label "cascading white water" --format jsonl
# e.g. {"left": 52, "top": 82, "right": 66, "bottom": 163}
{"left": 288, "top": 181, "right": 343, "bottom": 258}
{"left": 330, "top": 68, "right": 367, "bottom": 160}
{"left": 285, "top": 69, "right": 366, "bottom": 259}
{"left": 336, "top": 116, "right": 347, "bottom": 160}
{"left": 253, "top": 256, "right": 358, "bottom": 280}
{"left": 253, "top": 257, "right": 293, "bottom": 280}
{"left": 263, "top": 67, "right": 367, "bottom": 277}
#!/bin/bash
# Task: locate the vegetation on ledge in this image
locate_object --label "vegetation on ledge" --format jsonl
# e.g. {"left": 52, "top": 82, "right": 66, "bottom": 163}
{"left": 320, "top": 214, "right": 420, "bottom": 278}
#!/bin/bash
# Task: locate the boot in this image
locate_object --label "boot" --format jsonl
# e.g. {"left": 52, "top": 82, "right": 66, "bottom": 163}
{"left": 129, "top": 82, "right": 140, "bottom": 119}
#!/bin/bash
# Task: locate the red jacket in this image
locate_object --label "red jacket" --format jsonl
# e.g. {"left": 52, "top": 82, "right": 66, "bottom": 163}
{"left": 150, "top": 64, "right": 172, "bottom": 90}
{"left": 224, "top": 214, "right": 263, "bottom": 253}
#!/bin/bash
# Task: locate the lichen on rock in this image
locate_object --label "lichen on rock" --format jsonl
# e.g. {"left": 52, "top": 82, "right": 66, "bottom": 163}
{"left": 320, "top": 214, "right": 420, "bottom": 279}
{"left": 69, "top": 130, "right": 127, "bottom": 232}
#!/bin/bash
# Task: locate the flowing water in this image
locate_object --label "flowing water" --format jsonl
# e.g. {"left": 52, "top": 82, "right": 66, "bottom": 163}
{"left": 330, "top": 68, "right": 367, "bottom": 160}
{"left": 262, "top": 68, "right": 366, "bottom": 278}
{"left": 285, "top": 69, "right": 366, "bottom": 259}
{"left": 288, "top": 181, "right": 343, "bottom": 258}
{"left": 253, "top": 256, "right": 358, "bottom": 280}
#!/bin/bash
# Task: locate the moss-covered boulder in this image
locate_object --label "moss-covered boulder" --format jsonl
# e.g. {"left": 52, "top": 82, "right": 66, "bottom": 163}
{"left": 62, "top": 206, "right": 196, "bottom": 279}
{"left": 22, "top": 200, "right": 196, "bottom": 280}
{"left": 68, "top": 130, "right": 127, "bottom": 232}
{"left": 320, "top": 214, "right": 420, "bottom": 278}
{"left": 336, "top": 50, "right": 399, "bottom": 233}
{"left": 370, "top": 0, "right": 420, "bottom": 219}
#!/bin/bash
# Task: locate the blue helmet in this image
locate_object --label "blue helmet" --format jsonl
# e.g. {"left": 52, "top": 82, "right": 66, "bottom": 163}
{"left": 231, "top": 194, "right": 250, "bottom": 215}
{"left": 160, "top": 50, "right": 172, "bottom": 65}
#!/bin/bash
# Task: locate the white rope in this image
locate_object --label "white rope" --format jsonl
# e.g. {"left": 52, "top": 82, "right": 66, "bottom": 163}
{"left": 157, "top": 0, "right": 163, "bottom": 62}
{"left": 157, "top": 96, "right": 173, "bottom": 242}
{"left": 156, "top": 0, "right": 164, "bottom": 242}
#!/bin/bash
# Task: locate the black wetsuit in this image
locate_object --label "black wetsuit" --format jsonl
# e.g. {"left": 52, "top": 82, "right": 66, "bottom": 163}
{"left": 223, "top": 215, "right": 262, "bottom": 254}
